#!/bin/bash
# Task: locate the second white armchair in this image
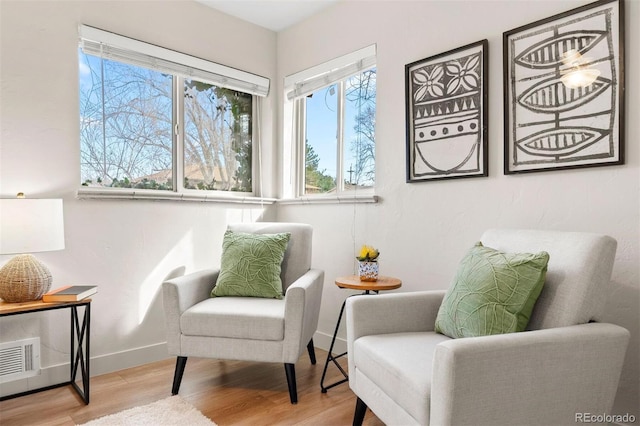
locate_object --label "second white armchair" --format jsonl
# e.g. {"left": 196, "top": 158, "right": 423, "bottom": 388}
{"left": 162, "top": 222, "right": 324, "bottom": 404}
{"left": 347, "top": 229, "right": 629, "bottom": 425}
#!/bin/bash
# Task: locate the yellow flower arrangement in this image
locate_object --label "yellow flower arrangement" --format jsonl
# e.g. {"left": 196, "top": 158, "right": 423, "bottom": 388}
{"left": 356, "top": 245, "right": 380, "bottom": 262}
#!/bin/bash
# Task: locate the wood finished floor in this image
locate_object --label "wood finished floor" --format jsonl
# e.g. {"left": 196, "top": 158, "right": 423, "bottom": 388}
{"left": 0, "top": 348, "right": 384, "bottom": 426}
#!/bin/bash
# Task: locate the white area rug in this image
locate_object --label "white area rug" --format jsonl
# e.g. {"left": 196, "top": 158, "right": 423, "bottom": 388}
{"left": 78, "top": 395, "right": 216, "bottom": 426}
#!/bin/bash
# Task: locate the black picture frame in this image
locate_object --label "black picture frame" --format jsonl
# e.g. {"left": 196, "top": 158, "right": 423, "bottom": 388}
{"left": 503, "top": 0, "right": 624, "bottom": 174}
{"left": 405, "top": 40, "right": 488, "bottom": 182}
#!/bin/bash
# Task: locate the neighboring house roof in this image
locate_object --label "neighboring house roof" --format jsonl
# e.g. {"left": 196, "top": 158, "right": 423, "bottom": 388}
{"left": 136, "top": 164, "right": 228, "bottom": 184}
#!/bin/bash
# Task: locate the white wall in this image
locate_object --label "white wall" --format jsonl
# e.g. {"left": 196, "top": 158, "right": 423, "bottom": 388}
{"left": 276, "top": 0, "right": 639, "bottom": 419}
{"left": 1, "top": 0, "right": 638, "bottom": 419}
{"left": 0, "top": 0, "right": 277, "bottom": 395}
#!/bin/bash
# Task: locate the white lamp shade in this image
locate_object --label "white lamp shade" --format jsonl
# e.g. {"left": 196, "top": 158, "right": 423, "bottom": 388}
{"left": 0, "top": 199, "right": 65, "bottom": 255}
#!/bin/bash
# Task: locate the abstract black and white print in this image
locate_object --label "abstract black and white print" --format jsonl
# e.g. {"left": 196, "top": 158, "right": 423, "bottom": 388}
{"left": 504, "top": 0, "right": 624, "bottom": 174}
{"left": 405, "top": 40, "right": 488, "bottom": 182}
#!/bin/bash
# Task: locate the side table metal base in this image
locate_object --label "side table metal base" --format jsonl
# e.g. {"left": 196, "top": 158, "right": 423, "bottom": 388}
{"left": 0, "top": 300, "right": 91, "bottom": 404}
{"left": 320, "top": 298, "right": 349, "bottom": 393}
{"left": 70, "top": 303, "right": 91, "bottom": 404}
{"left": 320, "top": 276, "right": 401, "bottom": 393}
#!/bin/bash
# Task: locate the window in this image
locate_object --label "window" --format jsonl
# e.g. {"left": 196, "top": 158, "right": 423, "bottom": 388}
{"left": 284, "top": 45, "right": 377, "bottom": 200}
{"left": 77, "top": 26, "right": 269, "bottom": 200}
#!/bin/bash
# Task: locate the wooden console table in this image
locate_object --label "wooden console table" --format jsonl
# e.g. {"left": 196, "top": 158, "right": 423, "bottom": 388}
{"left": 0, "top": 299, "right": 91, "bottom": 404}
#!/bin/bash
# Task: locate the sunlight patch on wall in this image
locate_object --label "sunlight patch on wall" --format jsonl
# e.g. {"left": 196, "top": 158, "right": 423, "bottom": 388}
{"left": 138, "top": 230, "right": 194, "bottom": 324}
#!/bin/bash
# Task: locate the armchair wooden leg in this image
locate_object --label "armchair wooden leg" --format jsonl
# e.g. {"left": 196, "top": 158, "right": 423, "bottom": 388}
{"left": 172, "top": 356, "right": 188, "bottom": 395}
{"left": 284, "top": 363, "right": 298, "bottom": 404}
{"left": 353, "top": 397, "right": 368, "bottom": 426}
{"left": 307, "top": 339, "right": 317, "bottom": 365}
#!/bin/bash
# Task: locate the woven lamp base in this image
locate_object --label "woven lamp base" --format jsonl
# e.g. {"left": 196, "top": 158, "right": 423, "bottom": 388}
{"left": 0, "top": 254, "right": 53, "bottom": 302}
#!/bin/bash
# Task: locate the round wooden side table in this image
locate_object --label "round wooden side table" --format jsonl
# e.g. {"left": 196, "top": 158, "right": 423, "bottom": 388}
{"left": 335, "top": 275, "right": 402, "bottom": 293}
{"left": 320, "top": 275, "right": 402, "bottom": 393}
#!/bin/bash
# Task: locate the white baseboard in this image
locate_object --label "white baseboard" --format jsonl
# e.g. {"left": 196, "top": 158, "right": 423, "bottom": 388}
{"left": 91, "top": 342, "right": 171, "bottom": 376}
{"left": 0, "top": 336, "right": 345, "bottom": 399}
{"left": 0, "top": 342, "right": 170, "bottom": 399}
{"left": 313, "top": 330, "right": 347, "bottom": 355}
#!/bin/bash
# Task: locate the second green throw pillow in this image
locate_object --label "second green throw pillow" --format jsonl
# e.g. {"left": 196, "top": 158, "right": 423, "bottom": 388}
{"left": 435, "top": 242, "right": 549, "bottom": 338}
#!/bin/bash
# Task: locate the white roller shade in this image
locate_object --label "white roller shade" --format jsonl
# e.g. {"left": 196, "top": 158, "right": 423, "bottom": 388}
{"left": 79, "top": 25, "right": 270, "bottom": 97}
{"left": 285, "top": 44, "right": 376, "bottom": 101}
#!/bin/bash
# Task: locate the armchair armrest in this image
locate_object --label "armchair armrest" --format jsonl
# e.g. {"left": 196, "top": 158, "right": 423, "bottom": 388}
{"left": 346, "top": 290, "right": 446, "bottom": 343}
{"left": 162, "top": 268, "right": 219, "bottom": 354}
{"left": 283, "top": 268, "right": 324, "bottom": 361}
{"left": 346, "top": 290, "right": 446, "bottom": 381}
{"left": 431, "top": 322, "right": 630, "bottom": 426}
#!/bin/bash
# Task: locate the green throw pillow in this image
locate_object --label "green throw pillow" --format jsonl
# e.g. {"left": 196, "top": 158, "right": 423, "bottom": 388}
{"left": 211, "top": 231, "right": 291, "bottom": 299}
{"left": 435, "top": 242, "right": 549, "bottom": 338}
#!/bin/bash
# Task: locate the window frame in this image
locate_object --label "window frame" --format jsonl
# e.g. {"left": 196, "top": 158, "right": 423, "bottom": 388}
{"left": 76, "top": 25, "right": 273, "bottom": 204}
{"left": 282, "top": 45, "right": 378, "bottom": 204}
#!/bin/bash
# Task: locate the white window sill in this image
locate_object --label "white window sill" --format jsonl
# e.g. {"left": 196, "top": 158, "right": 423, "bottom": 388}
{"left": 76, "top": 187, "right": 277, "bottom": 205}
{"left": 277, "top": 194, "right": 378, "bottom": 205}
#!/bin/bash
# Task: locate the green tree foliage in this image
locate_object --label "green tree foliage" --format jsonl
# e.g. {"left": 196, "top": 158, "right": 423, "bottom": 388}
{"left": 305, "top": 141, "right": 335, "bottom": 192}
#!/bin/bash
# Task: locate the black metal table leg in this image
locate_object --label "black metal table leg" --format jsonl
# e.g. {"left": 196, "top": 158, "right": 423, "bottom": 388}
{"left": 320, "top": 290, "right": 375, "bottom": 392}
{"left": 320, "top": 278, "right": 400, "bottom": 394}
{"left": 320, "top": 298, "right": 349, "bottom": 392}
{"left": 70, "top": 303, "right": 90, "bottom": 404}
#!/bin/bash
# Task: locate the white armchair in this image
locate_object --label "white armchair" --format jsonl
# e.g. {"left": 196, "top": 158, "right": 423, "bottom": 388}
{"left": 347, "top": 229, "right": 630, "bottom": 425}
{"left": 162, "top": 222, "right": 324, "bottom": 404}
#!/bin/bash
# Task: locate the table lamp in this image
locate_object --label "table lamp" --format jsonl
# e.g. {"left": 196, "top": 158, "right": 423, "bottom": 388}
{"left": 0, "top": 195, "right": 65, "bottom": 302}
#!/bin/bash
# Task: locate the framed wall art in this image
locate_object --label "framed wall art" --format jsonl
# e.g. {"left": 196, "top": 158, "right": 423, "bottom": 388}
{"left": 503, "top": 0, "right": 624, "bottom": 174}
{"left": 405, "top": 40, "right": 488, "bottom": 182}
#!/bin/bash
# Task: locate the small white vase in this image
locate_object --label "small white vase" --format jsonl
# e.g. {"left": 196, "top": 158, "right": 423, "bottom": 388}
{"left": 358, "top": 261, "right": 379, "bottom": 282}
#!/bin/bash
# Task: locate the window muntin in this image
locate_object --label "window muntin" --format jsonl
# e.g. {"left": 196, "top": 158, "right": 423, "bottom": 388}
{"left": 298, "top": 67, "right": 376, "bottom": 197}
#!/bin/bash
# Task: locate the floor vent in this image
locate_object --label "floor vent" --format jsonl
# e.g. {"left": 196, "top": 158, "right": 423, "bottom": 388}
{"left": 0, "top": 337, "right": 41, "bottom": 383}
